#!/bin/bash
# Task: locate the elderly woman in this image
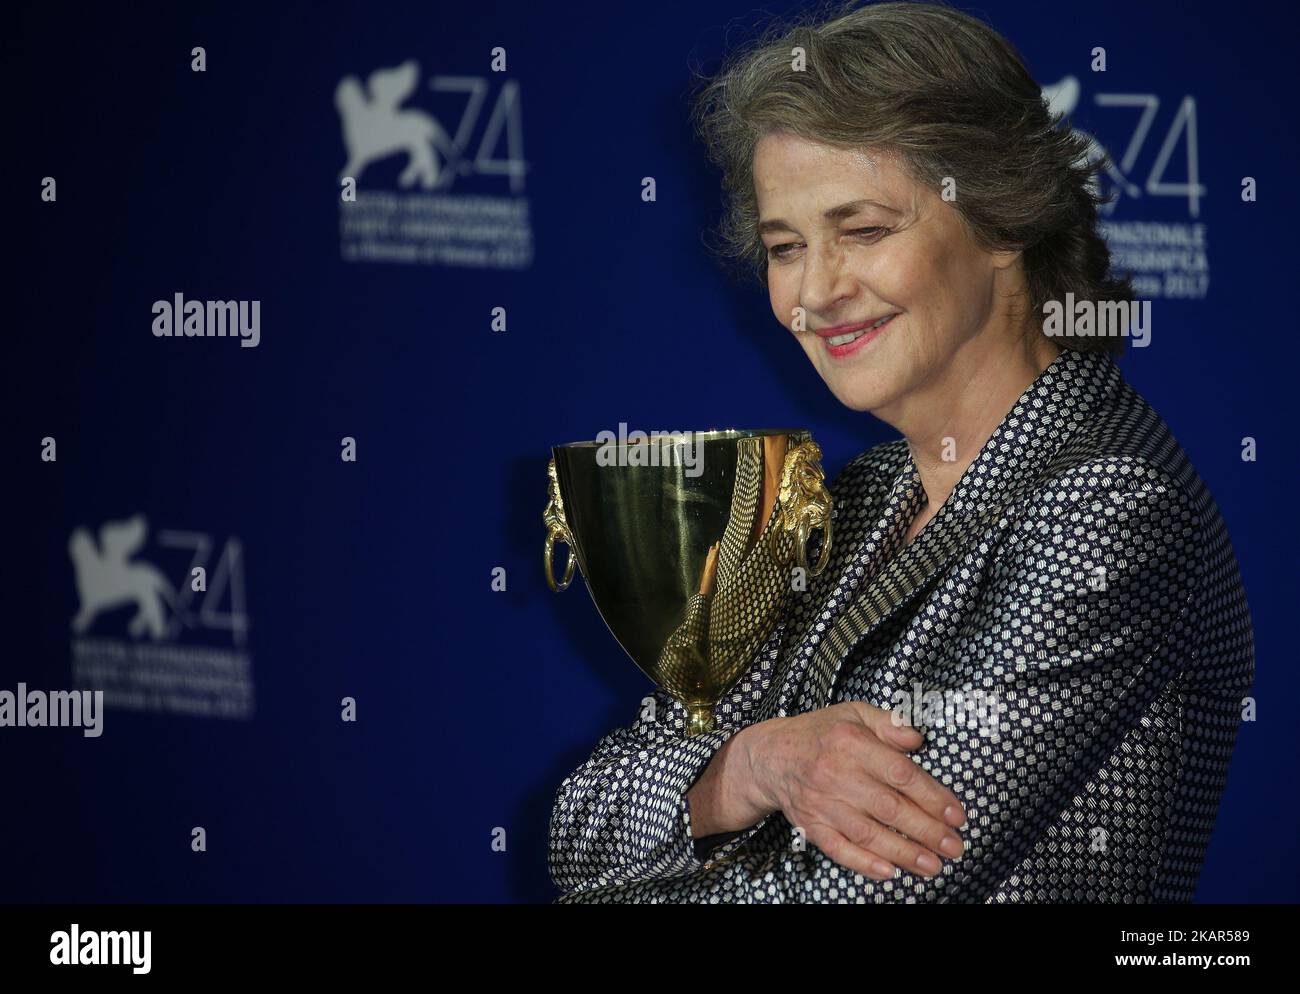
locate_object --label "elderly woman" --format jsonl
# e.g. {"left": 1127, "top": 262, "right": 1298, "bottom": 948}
{"left": 548, "top": 0, "right": 1253, "bottom": 903}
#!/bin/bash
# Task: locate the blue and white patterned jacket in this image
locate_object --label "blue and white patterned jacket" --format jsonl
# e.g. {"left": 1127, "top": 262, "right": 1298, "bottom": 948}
{"left": 548, "top": 348, "right": 1254, "bottom": 903}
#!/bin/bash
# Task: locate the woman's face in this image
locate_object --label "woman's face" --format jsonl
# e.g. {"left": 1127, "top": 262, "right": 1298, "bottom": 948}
{"left": 753, "top": 130, "right": 1023, "bottom": 417}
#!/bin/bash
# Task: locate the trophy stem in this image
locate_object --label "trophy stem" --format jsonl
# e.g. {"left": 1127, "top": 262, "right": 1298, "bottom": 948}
{"left": 685, "top": 704, "right": 715, "bottom": 736}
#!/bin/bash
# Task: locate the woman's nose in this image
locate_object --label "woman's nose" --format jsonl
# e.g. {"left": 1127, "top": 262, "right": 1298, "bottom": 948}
{"left": 799, "top": 243, "right": 855, "bottom": 316}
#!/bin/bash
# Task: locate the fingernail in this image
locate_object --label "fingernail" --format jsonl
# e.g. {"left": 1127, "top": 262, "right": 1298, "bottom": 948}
{"left": 944, "top": 805, "right": 966, "bottom": 828}
{"left": 940, "top": 835, "right": 964, "bottom": 858}
{"left": 872, "top": 860, "right": 894, "bottom": 877}
{"left": 917, "top": 853, "right": 941, "bottom": 874}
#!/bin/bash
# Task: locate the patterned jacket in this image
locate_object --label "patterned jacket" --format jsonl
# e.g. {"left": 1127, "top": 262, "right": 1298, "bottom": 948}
{"left": 548, "top": 348, "right": 1255, "bottom": 903}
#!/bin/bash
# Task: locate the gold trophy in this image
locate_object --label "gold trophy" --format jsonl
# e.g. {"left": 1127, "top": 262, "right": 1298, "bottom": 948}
{"left": 543, "top": 428, "right": 833, "bottom": 735}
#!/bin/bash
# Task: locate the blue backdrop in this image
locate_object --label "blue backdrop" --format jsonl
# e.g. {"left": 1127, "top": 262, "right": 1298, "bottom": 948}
{"left": 3, "top": 0, "right": 1295, "bottom": 902}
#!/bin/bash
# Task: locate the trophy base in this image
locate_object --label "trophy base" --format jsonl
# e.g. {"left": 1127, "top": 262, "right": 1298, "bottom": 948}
{"left": 685, "top": 704, "right": 715, "bottom": 736}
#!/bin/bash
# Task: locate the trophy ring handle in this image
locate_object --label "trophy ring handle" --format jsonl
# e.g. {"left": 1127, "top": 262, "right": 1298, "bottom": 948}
{"left": 774, "top": 439, "right": 834, "bottom": 578}
{"left": 796, "top": 513, "right": 833, "bottom": 577}
{"left": 543, "top": 458, "right": 578, "bottom": 592}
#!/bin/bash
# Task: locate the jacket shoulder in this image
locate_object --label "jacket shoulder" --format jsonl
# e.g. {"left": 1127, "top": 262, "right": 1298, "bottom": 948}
{"left": 1043, "top": 378, "right": 1208, "bottom": 509}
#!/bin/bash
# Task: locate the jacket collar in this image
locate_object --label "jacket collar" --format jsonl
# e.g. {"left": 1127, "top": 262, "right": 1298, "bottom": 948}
{"left": 788, "top": 348, "right": 1126, "bottom": 713}
{"left": 896, "top": 347, "right": 1124, "bottom": 518}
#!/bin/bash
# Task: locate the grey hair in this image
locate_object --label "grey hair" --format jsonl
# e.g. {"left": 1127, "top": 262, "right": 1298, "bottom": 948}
{"left": 688, "top": 0, "right": 1132, "bottom": 355}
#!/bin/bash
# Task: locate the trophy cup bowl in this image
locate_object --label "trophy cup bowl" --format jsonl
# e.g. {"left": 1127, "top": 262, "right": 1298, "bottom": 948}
{"left": 544, "top": 428, "right": 833, "bottom": 735}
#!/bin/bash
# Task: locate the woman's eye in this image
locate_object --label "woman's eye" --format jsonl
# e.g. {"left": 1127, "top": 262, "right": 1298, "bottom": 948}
{"left": 767, "top": 227, "right": 888, "bottom": 260}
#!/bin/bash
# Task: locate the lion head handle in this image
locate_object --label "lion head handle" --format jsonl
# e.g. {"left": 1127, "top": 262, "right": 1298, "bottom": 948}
{"left": 774, "top": 439, "right": 834, "bottom": 577}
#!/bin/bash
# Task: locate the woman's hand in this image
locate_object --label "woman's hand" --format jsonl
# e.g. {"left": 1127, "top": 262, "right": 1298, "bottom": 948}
{"left": 691, "top": 703, "right": 967, "bottom": 880}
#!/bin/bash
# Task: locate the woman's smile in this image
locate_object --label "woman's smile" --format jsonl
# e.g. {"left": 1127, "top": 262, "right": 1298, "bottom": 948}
{"left": 816, "top": 312, "right": 901, "bottom": 358}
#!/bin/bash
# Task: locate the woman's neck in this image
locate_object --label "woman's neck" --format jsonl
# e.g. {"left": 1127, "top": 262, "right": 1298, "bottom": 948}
{"left": 886, "top": 333, "right": 1062, "bottom": 509}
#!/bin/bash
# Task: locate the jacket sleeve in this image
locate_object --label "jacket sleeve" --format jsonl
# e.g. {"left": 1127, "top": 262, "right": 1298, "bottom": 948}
{"left": 547, "top": 622, "right": 786, "bottom": 896}
{"left": 555, "top": 464, "right": 1208, "bottom": 903}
